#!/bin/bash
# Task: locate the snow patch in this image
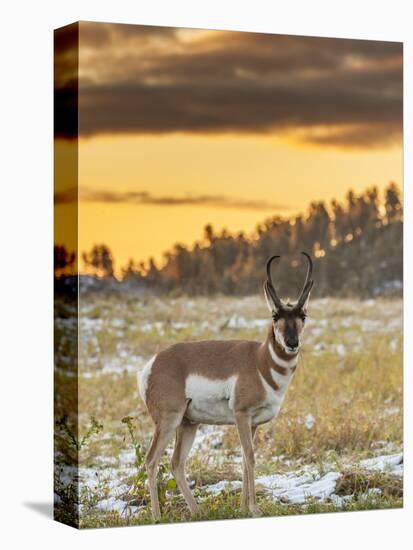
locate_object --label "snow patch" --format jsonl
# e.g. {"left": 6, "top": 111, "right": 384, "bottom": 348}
{"left": 204, "top": 452, "right": 403, "bottom": 506}
{"left": 193, "top": 425, "right": 225, "bottom": 452}
{"left": 335, "top": 344, "right": 346, "bottom": 357}
{"left": 304, "top": 414, "right": 315, "bottom": 430}
{"left": 329, "top": 493, "right": 353, "bottom": 507}
{"left": 206, "top": 470, "right": 340, "bottom": 504}
{"left": 382, "top": 406, "right": 400, "bottom": 417}
{"left": 95, "top": 497, "right": 138, "bottom": 514}
{"left": 360, "top": 453, "right": 403, "bottom": 475}
{"left": 227, "top": 315, "right": 268, "bottom": 329}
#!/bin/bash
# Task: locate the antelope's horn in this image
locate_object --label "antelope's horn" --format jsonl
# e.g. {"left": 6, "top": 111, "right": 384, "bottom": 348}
{"left": 265, "top": 255, "right": 283, "bottom": 310}
{"left": 297, "top": 252, "right": 314, "bottom": 308}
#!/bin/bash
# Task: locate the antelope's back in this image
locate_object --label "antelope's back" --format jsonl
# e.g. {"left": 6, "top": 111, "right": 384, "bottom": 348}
{"left": 156, "top": 338, "right": 261, "bottom": 379}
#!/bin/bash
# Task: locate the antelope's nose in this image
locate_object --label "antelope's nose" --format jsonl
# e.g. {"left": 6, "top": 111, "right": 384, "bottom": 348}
{"left": 285, "top": 338, "right": 298, "bottom": 350}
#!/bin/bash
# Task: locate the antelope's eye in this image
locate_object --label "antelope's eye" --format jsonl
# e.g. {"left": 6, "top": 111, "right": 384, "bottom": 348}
{"left": 272, "top": 312, "right": 280, "bottom": 322}
{"left": 300, "top": 313, "right": 307, "bottom": 322}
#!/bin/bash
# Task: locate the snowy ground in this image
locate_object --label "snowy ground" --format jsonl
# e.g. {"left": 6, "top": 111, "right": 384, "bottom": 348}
{"left": 72, "top": 296, "right": 402, "bottom": 378}
{"left": 70, "top": 446, "right": 403, "bottom": 517}
{"left": 205, "top": 453, "right": 403, "bottom": 506}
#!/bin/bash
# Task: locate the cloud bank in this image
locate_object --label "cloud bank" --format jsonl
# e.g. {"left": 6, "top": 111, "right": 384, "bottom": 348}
{"left": 55, "top": 185, "right": 289, "bottom": 210}
{"left": 55, "top": 22, "right": 402, "bottom": 148}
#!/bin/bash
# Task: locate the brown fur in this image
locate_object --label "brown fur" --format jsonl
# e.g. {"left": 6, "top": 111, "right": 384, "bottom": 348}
{"left": 145, "top": 327, "right": 294, "bottom": 422}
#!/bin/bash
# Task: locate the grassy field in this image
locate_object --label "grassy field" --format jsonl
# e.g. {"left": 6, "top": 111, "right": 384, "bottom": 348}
{"left": 54, "top": 294, "right": 403, "bottom": 528}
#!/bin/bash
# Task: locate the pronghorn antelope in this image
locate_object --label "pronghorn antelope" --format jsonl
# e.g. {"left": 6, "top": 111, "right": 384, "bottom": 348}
{"left": 137, "top": 252, "right": 314, "bottom": 521}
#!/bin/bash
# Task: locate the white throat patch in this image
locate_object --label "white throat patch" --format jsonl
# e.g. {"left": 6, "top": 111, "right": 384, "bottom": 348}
{"left": 268, "top": 342, "right": 298, "bottom": 369}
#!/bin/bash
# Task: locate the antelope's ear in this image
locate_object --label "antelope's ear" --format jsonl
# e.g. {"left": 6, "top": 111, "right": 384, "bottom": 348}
{"left": 263, "top": 281, "right": 278, "bottom": 313}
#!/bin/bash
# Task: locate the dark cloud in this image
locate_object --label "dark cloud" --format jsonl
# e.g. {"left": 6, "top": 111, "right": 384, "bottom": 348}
{"left": 79, "top": 21, "right": 178, "bottom": 46}
{"left": 54, "top": 186, "right": 77, "bottom": 204}
{"left": 55, "top": 22, "right": 402, "bottom": 147}
{"left": 55, "top": 186, "right": 289, "bottom": 210}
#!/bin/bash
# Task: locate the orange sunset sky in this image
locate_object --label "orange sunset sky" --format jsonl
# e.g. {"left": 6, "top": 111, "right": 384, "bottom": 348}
{"left": 54, "top": 23, "right": 403, "bottom": 273}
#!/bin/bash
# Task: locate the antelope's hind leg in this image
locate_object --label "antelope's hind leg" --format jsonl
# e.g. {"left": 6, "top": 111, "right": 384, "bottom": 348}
{"left": 171, "top": 418, "right": 199, "bottom": 516}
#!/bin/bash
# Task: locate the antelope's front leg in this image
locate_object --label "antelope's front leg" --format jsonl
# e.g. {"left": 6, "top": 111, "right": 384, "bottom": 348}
{"left": 241, "top": 424, "right": 257, "bottom": 512}
{"left": 235, "top": 412, "right": 260, "bottom": 516}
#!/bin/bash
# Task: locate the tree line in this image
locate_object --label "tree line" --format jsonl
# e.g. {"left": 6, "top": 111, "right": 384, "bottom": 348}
{"left": 56, "top": 182, "right": 403, "bottom": 297}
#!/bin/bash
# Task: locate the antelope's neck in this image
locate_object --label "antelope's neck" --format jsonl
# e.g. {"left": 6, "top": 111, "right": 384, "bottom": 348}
{"left": 258, "top": 326, "right": 299, "bottom": 380}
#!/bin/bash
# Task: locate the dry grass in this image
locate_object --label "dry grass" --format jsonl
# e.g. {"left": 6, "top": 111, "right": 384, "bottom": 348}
{"left": 335, "top": 469, "right": 402, "bottom": 498}
{"left": 54, "top": 294, "right": 403, "bottom": 528}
